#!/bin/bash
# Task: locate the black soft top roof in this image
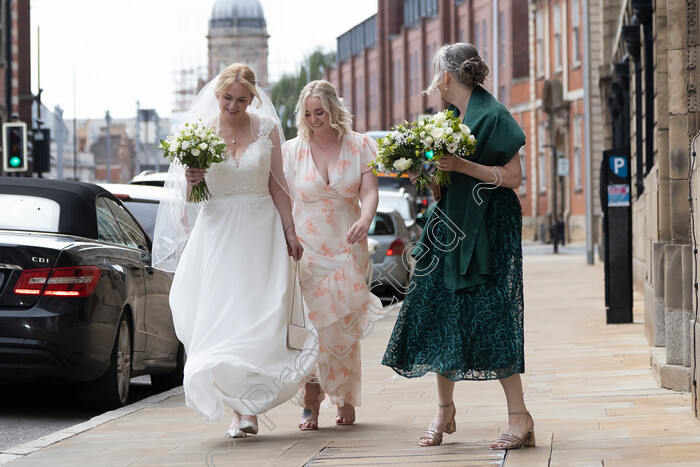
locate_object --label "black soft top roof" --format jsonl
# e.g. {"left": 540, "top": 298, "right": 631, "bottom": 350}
{"left": 0, "top": 177, "right": 121, "bottom": 239}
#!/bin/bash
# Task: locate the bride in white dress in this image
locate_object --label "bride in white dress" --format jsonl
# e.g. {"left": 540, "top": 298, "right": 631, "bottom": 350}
{"left": 153, "top": 63, "right": 317, "bottom": 439}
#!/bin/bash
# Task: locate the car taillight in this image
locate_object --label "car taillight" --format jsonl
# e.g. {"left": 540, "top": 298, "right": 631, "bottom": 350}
{"left": 14, "top": 266, "right": 102, "bottom": 297}
{"left": 386, "top": 238, "right": 405, "bottom": 256}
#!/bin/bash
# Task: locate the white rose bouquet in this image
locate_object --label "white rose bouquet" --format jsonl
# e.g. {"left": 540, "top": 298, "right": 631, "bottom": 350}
{"left": 417, "top": 109, "right": 477, "bottom": 186}
{"left": 368, "top": 121, "right": 433, "bottom": 193}
{"left": 159, "top": 119, "right": 229, "bottom": 203}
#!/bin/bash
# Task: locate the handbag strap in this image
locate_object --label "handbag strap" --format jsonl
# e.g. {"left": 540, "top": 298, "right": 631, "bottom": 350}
{"left": 290, "top": 261, "right": 305, "bottom": 328}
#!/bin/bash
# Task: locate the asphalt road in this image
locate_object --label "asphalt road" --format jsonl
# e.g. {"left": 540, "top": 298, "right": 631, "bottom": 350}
{"left": 0, "top": 375, "right": 164, "bottom": 451}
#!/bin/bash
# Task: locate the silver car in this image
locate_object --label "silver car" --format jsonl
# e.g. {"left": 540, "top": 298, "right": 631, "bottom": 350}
{"left": 368, "top": 206, "right": 412, "bottom": 296}
{"left": 378, "top": 189, "right": 422, "bottom": 243}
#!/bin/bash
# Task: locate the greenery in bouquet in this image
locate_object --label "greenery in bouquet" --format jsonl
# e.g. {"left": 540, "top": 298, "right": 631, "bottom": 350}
{"left": 159, "top": 120, "right": 229, "bottom": 203}
{"left": 417, "top": 109, "right": 477, "bottom": 186}
{"left": 368, "top": 121, "right": 433, "bottom": 193}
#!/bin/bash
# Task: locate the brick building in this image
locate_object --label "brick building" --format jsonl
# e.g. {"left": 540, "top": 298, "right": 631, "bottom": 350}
{"left": 528, "top": 0, "right": 603, "bottom": 243}
{"left": 324, "top": 0, "right": 597, "bottom": 243}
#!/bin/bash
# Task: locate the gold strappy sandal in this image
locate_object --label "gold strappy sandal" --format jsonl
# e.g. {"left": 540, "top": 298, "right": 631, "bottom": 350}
{"left": 492, "top": 411, "right": 536, "bottom": 450}
{"left": 418, "top": 402, "right": 456, "bottom": 447}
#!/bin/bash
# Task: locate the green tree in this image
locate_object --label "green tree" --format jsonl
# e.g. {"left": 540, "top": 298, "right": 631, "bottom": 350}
{"left": 270, "top": 49, "right": 335, "bottom": 140}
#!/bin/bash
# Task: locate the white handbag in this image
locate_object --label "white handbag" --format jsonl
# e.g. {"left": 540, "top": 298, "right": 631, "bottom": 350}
{"left": 287, "top": 262, "right": 308, "bottom": 351}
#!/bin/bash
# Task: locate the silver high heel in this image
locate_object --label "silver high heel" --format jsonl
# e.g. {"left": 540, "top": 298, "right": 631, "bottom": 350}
{"left": 491, "top": 411, "right": 535, "bottom": 450}
{"left": 418, "top": 402, "right": 456, "bottom": 447}
{"left": 225, "top": 419, "right": 259, "bottom": 439}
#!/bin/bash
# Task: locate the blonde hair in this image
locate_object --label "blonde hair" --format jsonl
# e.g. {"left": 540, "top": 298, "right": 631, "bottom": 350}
{"left": 214, "top": 63, "right": 262, "bottom": 107}
{"left": 424, "top": 43, "right": 489, "bottom": 95}
{"left": 295, "top": 80, "right": 352, "bottom": 140}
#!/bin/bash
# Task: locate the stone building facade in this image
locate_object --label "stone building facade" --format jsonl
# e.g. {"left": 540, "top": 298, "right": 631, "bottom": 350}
{"left": 598, "top": 0, "right": 700, "bottom": 417}
{"left": 207, "top": 0, "right": 269, "bottom": 85}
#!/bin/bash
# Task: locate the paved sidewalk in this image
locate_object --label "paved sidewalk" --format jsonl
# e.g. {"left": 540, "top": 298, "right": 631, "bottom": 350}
{"left": 3, "top": 249, "right": 700, "bottom": 466}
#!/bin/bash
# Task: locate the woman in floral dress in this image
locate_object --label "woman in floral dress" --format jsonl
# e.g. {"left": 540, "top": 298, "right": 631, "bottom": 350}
{"left": 282, "top": 80, "right": 382, "bottom": 429}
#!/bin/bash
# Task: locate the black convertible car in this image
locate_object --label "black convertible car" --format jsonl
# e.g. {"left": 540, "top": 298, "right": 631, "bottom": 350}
{"left": 0, "top": 177, "right": 182, "bottom": 409}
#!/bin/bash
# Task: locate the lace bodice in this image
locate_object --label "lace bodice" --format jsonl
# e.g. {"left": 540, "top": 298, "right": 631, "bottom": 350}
{"left": 206, "top": 115, "right": 275, "bottom": 198}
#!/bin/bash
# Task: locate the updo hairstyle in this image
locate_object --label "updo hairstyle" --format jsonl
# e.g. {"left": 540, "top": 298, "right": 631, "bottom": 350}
{"left": 424, "top": 43, "right": 490, "bottom": 94}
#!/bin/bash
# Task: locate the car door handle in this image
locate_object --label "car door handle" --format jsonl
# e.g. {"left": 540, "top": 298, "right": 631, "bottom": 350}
{"left": 141, "top": 252, "right": 154, "bottom": 274}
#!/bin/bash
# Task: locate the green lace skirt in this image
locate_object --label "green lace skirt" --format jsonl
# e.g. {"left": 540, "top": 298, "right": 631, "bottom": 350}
{"left": 381, "top": 187, "right": 524, "bottom": 381}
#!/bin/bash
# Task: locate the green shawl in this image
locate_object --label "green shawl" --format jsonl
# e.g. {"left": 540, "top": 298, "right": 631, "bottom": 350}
{"left": 414, "top": 86, "right": 525, "bottom": 292}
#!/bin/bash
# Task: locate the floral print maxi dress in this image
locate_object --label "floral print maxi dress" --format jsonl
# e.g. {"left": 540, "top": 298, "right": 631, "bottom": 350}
{"left": 282, "top": 131, "right": 383, "bottom": 408}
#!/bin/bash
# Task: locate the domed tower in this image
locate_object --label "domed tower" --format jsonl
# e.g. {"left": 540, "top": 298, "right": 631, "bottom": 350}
{"left": 208, "top": 0, "right": 269, "bottom": 85}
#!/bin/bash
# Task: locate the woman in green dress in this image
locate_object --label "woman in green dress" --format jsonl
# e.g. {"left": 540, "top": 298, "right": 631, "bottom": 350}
{"left": 381, "top": 43, "right": 534, "bottom": 450}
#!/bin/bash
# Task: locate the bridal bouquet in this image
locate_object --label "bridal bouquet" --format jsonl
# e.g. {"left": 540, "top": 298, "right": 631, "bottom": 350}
{"left": 368, "top": 110, "right": 477, "bottom": 192}
{"left": 369, "top": 121, "right": 434, "bottom": 193}
{"left": 417, "top": 109, "right": 477, "bottom": 186}
{"left": 159, "top": 120, "right": 228, "bottom": 203}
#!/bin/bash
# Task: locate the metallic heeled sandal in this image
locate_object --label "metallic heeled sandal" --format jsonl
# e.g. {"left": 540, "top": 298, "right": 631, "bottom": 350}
{"left": 336, "top": 404, "right": 356, "bottom": 425}
{"left": 418, "top": 401, "right": 456, "bottom": 447}
{"left": 298, "top": 405, "right": 320, "bottom": 431}
{"left": 491, "top": 411, "right": 535, "bottom": 450}
{"left": 225, "top": 419, "right": 259, "bottom": 439}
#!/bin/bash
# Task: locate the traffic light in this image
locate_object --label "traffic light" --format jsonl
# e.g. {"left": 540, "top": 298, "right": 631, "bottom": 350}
{"left": 3, "top": 122, "right": 28, "bottom": 172}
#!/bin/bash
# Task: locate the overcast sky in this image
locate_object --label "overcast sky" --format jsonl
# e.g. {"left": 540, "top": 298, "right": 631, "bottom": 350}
{"left": 29, "top": 0, "right": 378, "bottom": 120}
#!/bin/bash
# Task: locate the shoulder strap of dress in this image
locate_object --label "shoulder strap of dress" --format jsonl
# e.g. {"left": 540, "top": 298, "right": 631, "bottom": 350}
{"left": 257, "top": 115, "right": 274, "bottom": 139}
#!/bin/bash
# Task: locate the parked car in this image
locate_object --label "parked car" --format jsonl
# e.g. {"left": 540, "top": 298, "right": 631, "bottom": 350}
{"left": 365, "top": 130, "right": 391, "bottom": 141}
{"left": 368, "top": 206, "right": 412, "bottom": 296}
{"left": 129, "top": 170, "right": 168, "bottom": 187}
{"left": 98, "top": 183, "right": 167, "bottom": 239}
{"left": 366, "top": 238, "right": 378, "bottom": 286}
{"left": 0, "top": 177, "right": 183, "bottom": 409}
{"left": 378, "top": 189, "right": 422, "bottom": 243}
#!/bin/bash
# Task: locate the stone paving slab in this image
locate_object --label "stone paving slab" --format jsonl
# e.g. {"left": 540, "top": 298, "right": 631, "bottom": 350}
{"left": 4, "top": 252, "right": 700, "bottom": 466}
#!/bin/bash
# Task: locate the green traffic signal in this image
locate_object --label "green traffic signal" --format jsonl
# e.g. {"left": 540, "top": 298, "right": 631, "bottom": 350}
{"left": 3, "top": 122, "right": 27, "bottom": 172}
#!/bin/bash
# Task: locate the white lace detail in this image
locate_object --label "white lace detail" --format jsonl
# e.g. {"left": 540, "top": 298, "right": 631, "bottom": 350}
{"left": 205, "top": 115, "right": 275, "bottom": 198}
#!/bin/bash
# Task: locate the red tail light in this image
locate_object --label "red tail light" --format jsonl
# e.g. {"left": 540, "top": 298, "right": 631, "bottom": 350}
{"left": 14, "top": 266, "right": 102, "bottom": 297}
{"left": 386, "top": 238, "right": 405, "bottom": 256}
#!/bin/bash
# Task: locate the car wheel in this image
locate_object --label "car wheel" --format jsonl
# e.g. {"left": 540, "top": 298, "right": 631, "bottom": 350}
{"left": 80, "top": 314, "right": 132, "bottom": 410}
{"left": 150, "top": 344, "right": 185, "bottom": 392}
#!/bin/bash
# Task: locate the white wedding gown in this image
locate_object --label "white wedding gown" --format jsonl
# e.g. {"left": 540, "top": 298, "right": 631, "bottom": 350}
{"left": 169, "top": 115, "right": 317, "bottom": 421}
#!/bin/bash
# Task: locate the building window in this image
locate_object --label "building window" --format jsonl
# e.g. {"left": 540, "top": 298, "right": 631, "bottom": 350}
{"left": 482, "top": 19, "right": 488, "bottom": 63}
{"left": 519, "top": 146, "right": 527, "bottom": 196}
{"left": 404, "top": 0, "right": 438, "bottom": 28}
{"left": 538, "top": 123, "right": 547, "bottom": 193}
{"left": 413, "top": 51, "right": 419, "bottom": 95}
{"left": 536, "top": 10, "right": 544, "bottom": 76}
{"left": 459, "top": 29, "right": 464, "bottom": 43}
{"left": 475, "top": 22, "right": 480, "bottom": 52}
{"left": 574, "top": 115, "right": 583, "bottom": 191}
{"left": 356, "top": 76, "right": 364, "bottom": 118}
{"left": 553, "top": 3, "right": 562, "bottom": 72}
{"left": 499, "top": 12, "right": 506, "bottom": 66}
{"left": 571, "top": 0, "right": 581, "bottom": 66}
{"left": 393, "top": 59, "right": 402, "bottom": 102}
{"left": 499, "top": 85, "right": 507, "bottom": 104}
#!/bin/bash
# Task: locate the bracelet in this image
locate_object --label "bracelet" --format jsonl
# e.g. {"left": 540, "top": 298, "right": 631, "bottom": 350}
{"left": 284, "top": 223, "right": 295, "bottom": 234}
